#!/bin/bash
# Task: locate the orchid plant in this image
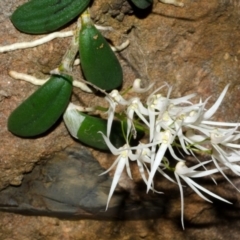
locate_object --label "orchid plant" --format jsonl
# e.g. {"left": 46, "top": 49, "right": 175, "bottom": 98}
{"left": 1, "top": 0, "right": 238, "bottom": 229}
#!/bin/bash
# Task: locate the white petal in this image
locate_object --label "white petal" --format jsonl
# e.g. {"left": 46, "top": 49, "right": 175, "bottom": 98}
{"left": 148, "top": 107, "right": 157, "bottom": 142}
{"left": 137, "top": 100, "right": 150, "bottom": 116}
{"left": 188, "top": 160, "right": 213, "bottom": 170}
{"left": 212, "top": 155, "right": 240, "bottom": 192}
{"left": 185, "top": 129, "right": 208, "bottom": 142}
{"left": 135, "top": 109, "right": 149, "bottom": 127}
{"left": 147, "top": 143, "right": 168, "bottom": 192}
{"left": 174, "top": 172, "right": 185, "bottom": 229}
{"left": 99, "top": 156, "right": 121, "bottom": 176}
{"left": 202, "top": 120, "right": 240, "bottom": 127}
{"left": 174, "top": 121, "right": 190, "bottom": 155}
{"left": 105, "top": 96, "right": 117, "bottom": 137}
{"left": 158, "top": 167, "right": 176, "bottom": 183}
{"left": 125, "top": 159, "right": 132, "bottom": 179}
{"left": 203, "top": 84, "right": 229, "bottom": 120}
{"left": 98, "top": 132, "right": 119, "bottom": 155}
{"left": 187, "top": 178, "right": 231, "bottom": 204}
{"left": 182, "top": 176, "right": 213, "bottom": 203}
{"left": 187, "top": 168, "right": 221, "bottom": 178}
{"left": 147, "top": 84, "right": 168, "bottom": 104}
{"left": 106, "top": 157, "right": 126, "bottom": 209}
{"left": 137, "top": 160, "right": 162, "bottom": 193}
{"left": 170, "top": 93, "right": 196, "bottom": 105}
{"left": 225, "top": 143, "right": 240, "bottom": 149}
{"left": 168, "top": 144, "right": 185, "bottom": 161}
{"left": 126, "top": 108, "right": 135, "bottom": 139}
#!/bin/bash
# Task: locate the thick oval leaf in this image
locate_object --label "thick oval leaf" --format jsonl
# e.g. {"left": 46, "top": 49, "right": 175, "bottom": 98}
{"left": 79, "top": 14, "right": 123, "bottom": 91}
{"left": 11, "top": 0, "right": 90, "bottom": 34}
{"left": 8, "top": 74, "right": 73, "bottom": 137}
{"left": 77, "top": 114, "right": 127, "bottom": 150}
{"left": 129, "top": 0, "right": 153, "bottom": 9}
{"left": 63, "top": 106, "right": 144, "bottom": 150}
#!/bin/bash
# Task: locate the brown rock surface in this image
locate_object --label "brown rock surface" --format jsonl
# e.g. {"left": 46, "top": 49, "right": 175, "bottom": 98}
{"left": 1, "top": 0, "right": 240, "bottom": 239}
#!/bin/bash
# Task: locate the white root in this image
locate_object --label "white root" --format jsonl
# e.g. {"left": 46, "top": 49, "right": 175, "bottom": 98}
{"left": 95, "top": 25, "right": 113, "bottom": 31}
{"left": 111, "top": 39, "right": 130, "bottom": 52}
{"left": 9, "top": 70, "right": 93, "bottom": 93}
{"left": 0, "top": 31, "right": 73, "bottom": 53}
{"left": 159, "top": 0, "right": 184, "bottom": 7}
{"left": 9, "top": 71, "right": 48, "bottom": 85}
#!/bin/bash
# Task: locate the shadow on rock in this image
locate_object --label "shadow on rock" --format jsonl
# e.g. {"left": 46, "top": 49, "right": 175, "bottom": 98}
{"left": 0, "top": 146, "right": 164, "bottom": 220}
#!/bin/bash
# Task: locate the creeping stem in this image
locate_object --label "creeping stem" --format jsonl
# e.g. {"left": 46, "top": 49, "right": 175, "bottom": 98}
{"left": 58, "top": 21, "right": 81, "bottom": 73}
{"left": 58, "top": 8, "right": 92, "bottom": 73}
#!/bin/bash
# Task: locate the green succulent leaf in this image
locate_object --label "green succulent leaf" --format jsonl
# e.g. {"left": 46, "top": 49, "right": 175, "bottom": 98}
{"left": 8, "top": 74, "right": 73, "bottom": 137}
{"left": 63, "top": 107, "right": 144, "bottom": 150}
{"left": 11, "top": 0, "right": 90, "bottom": 34}
{"left": 129, "top": 0, "right": 153, "bottom": 9}
{"left": 79, "top": 13, "right": 123, "bottom": 91}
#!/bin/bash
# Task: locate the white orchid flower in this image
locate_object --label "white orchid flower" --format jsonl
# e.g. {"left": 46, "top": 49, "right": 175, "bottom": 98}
{"left": 210, "top": 127, "right": 240, "bottom": 146}
{"left": 147, "top": 130, "right": 177, "bottom": 191}
{"left": 134, "top": 143, "right": 164, "bottom": 193}
{"left": 135, "top": 144, "right": 160, "bottom": 193}
{"left": 174, "top": 161, "right": 231, "bottom": 229}
{"left": 105, "top": 90, "right": 129, "bottom": 137}
{"left": 98, "top": 82, "right": 240, "bottom": 228}
{"left": 126, "top": 98, "right": 149, "bottom": 139}
{"left": 146, "top": 84, "right": 197, "bottom": 141}
{"left": 208, "top": 127, "right": 240, "bottom": 187}
{"left": 99, "top": 132, "right": 138, "bottom": 209}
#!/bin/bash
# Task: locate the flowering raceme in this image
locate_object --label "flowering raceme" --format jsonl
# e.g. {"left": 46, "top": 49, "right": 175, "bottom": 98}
{"left": 98, "top": 81, "right": 240, "bottom": 228}
{"left": 63, "top": 80, "right": 240, "bottom": 227}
